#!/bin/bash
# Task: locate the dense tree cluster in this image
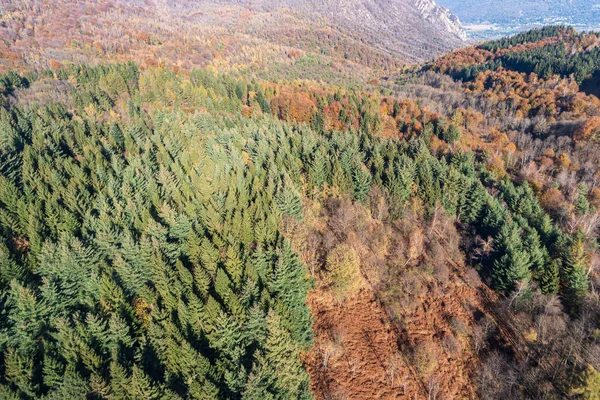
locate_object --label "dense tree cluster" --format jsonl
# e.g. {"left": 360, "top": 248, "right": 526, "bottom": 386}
{"left": 454, "top": 42, "right": 600, "bottom": 84}
{"left": 478, "top": 26, "right": 573, "bottom": 52}
{"left": 429, "top": 25, "right": 600, "bottom": 86}
{"left": 0, "top": 64, "right": 315, "bottom": 399}
{"left": 0, "top": 61, "right": 595, "bottom": 398}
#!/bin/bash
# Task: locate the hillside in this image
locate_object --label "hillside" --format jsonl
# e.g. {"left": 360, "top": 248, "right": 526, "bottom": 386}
{"left": 0, "top": 0, "right": 465, "bottom": 80}
{"left": 214, "top": 0, "right": 466, "bottom": 58}
{"left": 1, "top": 7, "right": 600, "bottom": 399}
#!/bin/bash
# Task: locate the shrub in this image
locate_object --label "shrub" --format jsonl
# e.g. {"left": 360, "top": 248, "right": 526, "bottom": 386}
{"left": 325, "top": 242, "right": 363, "bottom": 300}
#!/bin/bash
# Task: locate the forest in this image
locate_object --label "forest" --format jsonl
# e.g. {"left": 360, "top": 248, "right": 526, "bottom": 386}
{"left": 1, "top": 18, "right": 600, "bottom": 400}
{"left": 430, "top": 26, "right": 600, "bottom": 87}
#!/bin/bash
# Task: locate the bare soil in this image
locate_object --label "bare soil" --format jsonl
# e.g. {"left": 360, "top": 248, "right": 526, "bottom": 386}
{"left": 304, "top": 263, "right": 493, "bottom": 400}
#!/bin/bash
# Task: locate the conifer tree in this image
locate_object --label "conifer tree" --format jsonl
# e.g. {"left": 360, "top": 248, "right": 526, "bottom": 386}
{"left": 539, "top": 259, "right": 561, "bottom": 294}
{"left": 443, "top": 124, "right": 461, "bottom": 145}
{"left": 460, "top": 181, "right": 487, "bottom": 224}
{"left": 492, "top": 223, "right": 532, "bottom": 291}
{"left": 352, "top": 164, "right": 372, "bottom": 204}
{"left": 575, "top": 183, "right": 590, "bottom": 215}
{"left": 561, "top": 236, "right": 589, "bottom": 310}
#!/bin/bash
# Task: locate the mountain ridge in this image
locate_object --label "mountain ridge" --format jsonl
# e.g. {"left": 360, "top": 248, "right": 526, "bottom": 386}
{"left": 0, "top": 0, "right": 466, "bottom": 77}
{"left": 210, "top": 0, "right": 467, "bottom": 58}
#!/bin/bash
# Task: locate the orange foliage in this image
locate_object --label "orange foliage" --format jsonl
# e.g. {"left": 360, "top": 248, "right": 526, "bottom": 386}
{"left": 557, "top": 153, "right": 571, "bottom": 169}
{"left": 590, "top": 187, "right": 600, "bottom": 209}
{"left": 465, "top": 69, "right": 595, "bottom": 121}
{"left": 429, "top": 135, "right": 447, "bottom": 155}
{"left": 323, "top": 101, "right": 344, "bottom": 131}
{"left": 575, "top": 117, "right": 600, "bottom": 142}
{"left": 270, "top": 92, "right": 317, "bottom": 123}
{"left": 49, "top": 60, "right": 64, "bottom": 70}
{"left": 543, "top": 148, "right": 556, "bottom": 158}
{"left": 539, "top": 187, "right": 566, "bottom": 215}
{"left": 504, "top": 142, "right": 517, "bottom": 154}
{"left": 539, "top": 156, "right": 555, "bottom": 171}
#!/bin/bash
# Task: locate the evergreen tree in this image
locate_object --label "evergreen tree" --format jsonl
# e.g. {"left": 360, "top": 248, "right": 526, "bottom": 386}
{"left": 352, "top": 164, "right": 372, "bottom": 204}
{"left": 443, "top": 124, "right": 461, "bottom": 145}
{"left": 460, "top": 181, "right": 486, "bottom": 224}
{"left": 575, "top": 183, "right": 590, "bottom": 215}
{"left": 539, "top": 259, "right": 561, "bottom": 294}
{"left": 491, "top": 223, "right": 532, "bottom": 291}
{"left": 561, "top": 236, "right": 589, "bottom": 311}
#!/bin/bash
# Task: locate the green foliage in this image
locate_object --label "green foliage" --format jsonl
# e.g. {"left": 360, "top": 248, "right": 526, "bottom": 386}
{"left": 0, "top": 65, "right": 314, "bottom": 399}
{"left": 451, "top": 27, "right": 600, "bottom": 84}
{"left": 539, "top": 259, "right": 561, "bottom": 294}
{"left": 575, "top": 183, "right": 590, "bottom": 215}
{"left": 443, "top": 124, "right": 461, "bottom": 145}
{"left": 560, "top": 235, "right": 590, "bottom": 311}
{"left": 0, "top": 63, "right": 591, "bottom": 398}
{"left": 491, "top": 222, "right": 532, "bottom": 291}
{"left": 571, "top": 364, "right": 600, "bottom": 400}
{"left": 479, "top": 26, "right": 571, "bottom": 51}
{"left": 352, "top": 164, "right": 373, "bottom": 203}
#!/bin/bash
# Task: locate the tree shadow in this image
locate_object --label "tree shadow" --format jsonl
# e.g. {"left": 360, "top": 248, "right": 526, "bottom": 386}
{"left": 581, "top": 71, "right": 600, "bottom": 98}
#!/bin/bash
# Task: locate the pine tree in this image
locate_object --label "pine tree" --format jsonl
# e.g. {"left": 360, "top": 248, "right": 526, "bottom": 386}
{"left": 443, "top": 124, "right": 461, "bottom": 145}
{"left": 263, "top": 311, "right": 311, "bottom": 399}
{"left": 539, "top": 259, "right": 561, "bottom": 294}
{"left": 482, "top": 199, "right": 508, "bottom": 236}
{"left": 225, "top": 246, "right": 245, "bottom": 288}
{"left": 128, "top": 365, "right": 161, "bottom": 399}
{"left": 575, "top": 183, "right": 590, "bottom": 215}
{"left": 307, "top": 154, "right": 329, "bottom": 190}
{"left": 441, "top": 168, "right": 463, "bottom": 216}
{"left": 417, "top": 161, "right": 439, "bottom": 208}
{"left": 523, "top": 227, "right": 548, "bottom": 274}
{"left": 492, "top": 250, "right": 532, "bottom": 292}
{"left": 561, "top": 236, "right": 589, "bottom": 311}
{"left": 492, "top": 223, "right": 532, "bottom": 291}
{"left": 310, "top": 110, "right": 324, "bottom": 135}
{"left": 275, "top": 188, "right": 303, "bottom": 221}
{"left": 47, "top": 367, "right": 90, "bottom": 399}
{"left": 352, "top": 164, "right": 372, "bottom": 204}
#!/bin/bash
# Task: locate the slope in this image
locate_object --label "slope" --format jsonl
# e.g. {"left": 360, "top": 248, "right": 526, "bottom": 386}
{"left": 0, "top": 0, "right": 465, "bottom": 78}
{"left": 211, "top": 0, "right": 466, "bottom": 61}
{"left": 2, "top": 21, "right": 600, "bottom": 399}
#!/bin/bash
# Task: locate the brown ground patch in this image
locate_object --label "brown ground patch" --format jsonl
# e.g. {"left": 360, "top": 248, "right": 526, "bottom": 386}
{"left": 304, "top": 288, "right": 421, "bottom": 399}
{"left": 293, "top": 199, "right": 501, "bottom": 399}
{"left": 303, "top": 261, "right": 490, "bottom": 400}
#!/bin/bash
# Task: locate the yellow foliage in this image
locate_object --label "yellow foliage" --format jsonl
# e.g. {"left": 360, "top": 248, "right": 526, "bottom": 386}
{"left": 571, "top": 365, "right": 600, "bottom": 400}
{"left": 504, "top": 142, "right": 517, "bottom": 154}
{"left": 523, "top": 328, "right": 538, "bottom": 343}
{"left": 558, "top": 153, "right": 571, "bottom": 169}
{"left": 84, "top": 103, "right": 98, "bottom": 119}
{"left": 326, "top": 243, "right": 364, "bottom": 300}
{"left": 412, "top": 341, "right": 439, "bottom": 378}
{"left": 486, "top": 156, "right": 507, "bottom": 180}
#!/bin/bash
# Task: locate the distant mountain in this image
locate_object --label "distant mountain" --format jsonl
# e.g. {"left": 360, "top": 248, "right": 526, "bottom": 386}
{"left": 437, "top": 0, "right": 600, "bottom": 38}
{"left": 211, "top": 0, "right": 467, "bottom": 60}
{"left": 0, "top": 0, "right": 466, "bottom": 77}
